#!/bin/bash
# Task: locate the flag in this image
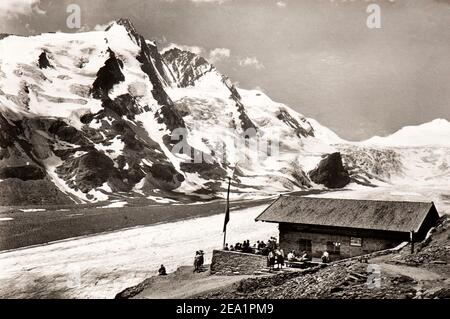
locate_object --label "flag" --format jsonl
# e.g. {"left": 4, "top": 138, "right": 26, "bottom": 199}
{"left": 223, "top": 177, "right": 231, "bottom": 233}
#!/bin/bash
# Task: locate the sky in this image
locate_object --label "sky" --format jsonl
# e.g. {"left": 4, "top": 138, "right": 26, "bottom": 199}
{"left": 1, "top": 0, "right": 449, "bottom": 140}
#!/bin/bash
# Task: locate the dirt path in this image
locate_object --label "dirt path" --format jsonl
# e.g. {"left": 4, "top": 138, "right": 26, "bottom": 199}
{"left": 377, "top": 262, "right": 442, "bottom": 281}
{"left": 129, "top": 266, "right": 256, "bottom": 299}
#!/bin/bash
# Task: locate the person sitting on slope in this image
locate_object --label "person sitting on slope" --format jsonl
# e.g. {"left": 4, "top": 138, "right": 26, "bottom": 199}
{"left": 158, "top": 264, "right": 167, "bottom": 276}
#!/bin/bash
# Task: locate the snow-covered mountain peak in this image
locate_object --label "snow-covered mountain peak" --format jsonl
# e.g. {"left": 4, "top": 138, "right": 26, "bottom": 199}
{"left": 0, "top": 21, "right": 340, "bottom": 205}
{"left": 0, "top": 22, "right": 146, "bottom": 121}
{"left": 162, "top": 47, "right": 216, "bottom": 88}
{"left": 113, "top": 18, "right": 138, "bottom": 35}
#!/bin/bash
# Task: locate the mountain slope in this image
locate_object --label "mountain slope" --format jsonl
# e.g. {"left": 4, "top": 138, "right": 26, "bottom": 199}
{"left": 1, "top": 19, "right": 448, "bottom": 206}
{"left": 0, "top": 19, "right": 337, "bottom": 205}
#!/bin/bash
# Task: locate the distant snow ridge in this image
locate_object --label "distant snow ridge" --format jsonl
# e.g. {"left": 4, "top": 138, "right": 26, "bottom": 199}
{"left": 336, "top": 119, "right": 450, "bottom": 186}
{"left": 363, "top": 119, "right": 450, "bottom": 147}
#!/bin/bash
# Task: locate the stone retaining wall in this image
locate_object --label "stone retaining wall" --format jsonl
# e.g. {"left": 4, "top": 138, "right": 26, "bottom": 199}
{"left": 210, "top": 250, "right": 268, "bottom": 275}
{"left": 235, "top": 265, "right": 323, "bottom": 294}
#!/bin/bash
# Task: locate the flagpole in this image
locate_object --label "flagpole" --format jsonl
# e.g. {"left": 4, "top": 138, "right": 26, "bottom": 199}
{"left": 222, "top": 226, "right": 227, "bottom": 250}
{"left": 223, "top": 176, "right": 231, "bottom": 249}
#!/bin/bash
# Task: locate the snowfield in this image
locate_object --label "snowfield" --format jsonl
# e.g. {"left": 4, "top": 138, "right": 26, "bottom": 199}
{"left": 0, "top": 204, "right": 277, "bottom": 299}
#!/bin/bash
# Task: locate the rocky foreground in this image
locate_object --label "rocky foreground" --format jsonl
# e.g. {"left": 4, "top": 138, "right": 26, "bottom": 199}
{"left": 198, "top": 216, "right": 450, "bottom": 299}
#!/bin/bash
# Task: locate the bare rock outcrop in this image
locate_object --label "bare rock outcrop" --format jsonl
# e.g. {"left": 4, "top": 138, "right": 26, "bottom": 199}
{"left": 308, "top": 152, "right": 350, "bottom": 188}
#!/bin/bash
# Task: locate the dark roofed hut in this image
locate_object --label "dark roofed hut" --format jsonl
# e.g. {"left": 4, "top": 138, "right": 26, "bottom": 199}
{"left": 255, "top": 196, "right": 440, "bottom": 261}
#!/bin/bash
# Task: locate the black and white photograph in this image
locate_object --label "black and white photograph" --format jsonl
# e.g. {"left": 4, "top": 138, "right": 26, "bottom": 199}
{"left": 0, "top": 0, "right": 449, "bottom": 306}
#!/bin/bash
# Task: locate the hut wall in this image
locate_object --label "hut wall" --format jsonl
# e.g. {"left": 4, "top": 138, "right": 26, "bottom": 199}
{"left": 415, "top": 206, "right": 441, "bottom": 241}
{"left": 279, "top": 223, "right": 403, "bottom": 261}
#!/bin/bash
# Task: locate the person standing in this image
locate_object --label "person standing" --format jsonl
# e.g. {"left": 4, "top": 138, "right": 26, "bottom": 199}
{"left": 275, "top": 248, "right": 284, "bottom": 269}
{"left": 279, "top": 249, "right": 285, "bottom": 268}
{"left": 193, "top": 251, "right": 201, "bottom": 272}
{"left": 199, "top": 250, "right": 205, "bottom": 268}
{"left": 268, "top": 251, "right": 275, "bottom": 271}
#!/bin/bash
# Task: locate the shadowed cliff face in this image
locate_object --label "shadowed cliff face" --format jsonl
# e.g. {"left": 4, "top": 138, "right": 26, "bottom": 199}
{"left": 38, "top": 51, "right": 52, "bottom": 69}
{"left": 276, "top": 109, "right": 314, "bottom": 138}
{"left": 0, "top": 165, "right": 45, "bottom": 180}
{"left": 163, "top": 48, "right": 213, "bottom": 88}
{"left": 309, "top": 152, "right": 350, "bottom": 189}
{"left": 91, "top": 48, "right": 125, "bottom": 100}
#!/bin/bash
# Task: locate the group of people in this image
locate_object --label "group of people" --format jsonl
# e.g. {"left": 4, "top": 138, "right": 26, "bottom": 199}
{"left": 286, "top": 250, "right": 312, "bottom": 262}
{"left": 224, "top": 240, "right": 254, "bottom": 253}
{"left": 157, "top": 250, "right": 206, "bottom": 276}
{"left": 224, "top": 237, "right": 279, "bottom": 256}
{"left": 224, "top": 236, "right": 332, "bottom": 270}
{"left": 272, "top": 249, "right": 331, "bottom": 269}
{"left": 287, "top": 250, "right": 330, "bottom": 263}
{"left": 267, "top": 248, "right": 285, "bottom": 271}
{"left": 223, "top": 237, "right": 289, "bottom": 271}
{"left": 157, "top": 243, "right": 331, "bottom": 276}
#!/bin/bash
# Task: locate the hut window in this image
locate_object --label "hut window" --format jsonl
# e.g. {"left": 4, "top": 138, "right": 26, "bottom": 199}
{"left": 350, "top": 237, "right": 362, "bottom": 247}
{"left": 327, "top": 241, "right": 341, "bottom": 255}
{"left": 297, "top": 239, "right": 312, "bottom": 252}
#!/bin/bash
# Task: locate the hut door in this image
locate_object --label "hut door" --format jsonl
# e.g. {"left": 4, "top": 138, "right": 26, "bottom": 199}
{"left": 327, "top": 241, "right": 341, "bottom": 255}
{"left": 298, "top": 239, "right": 312, "bottom": 253}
